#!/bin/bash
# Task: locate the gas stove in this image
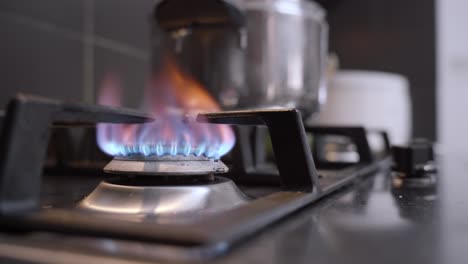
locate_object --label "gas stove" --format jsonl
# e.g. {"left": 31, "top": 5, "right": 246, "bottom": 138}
{"left": 0, "top": 94, "right": 445, "bottom": 264}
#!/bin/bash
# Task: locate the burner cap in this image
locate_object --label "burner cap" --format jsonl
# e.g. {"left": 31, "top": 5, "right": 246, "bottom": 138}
{"left": 103, "top": 155, "right": 229, "bottom": 176}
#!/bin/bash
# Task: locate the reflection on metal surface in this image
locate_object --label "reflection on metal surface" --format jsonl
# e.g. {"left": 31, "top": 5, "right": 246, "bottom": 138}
{"left": 312, "top": 173, "right": 440, "bottom": 264}
{"left": 79, "top": 176, "right": 249, "bottom": 223}
{"left": 316, "top": 135, "right": 360, "bottom": 163}
{"left": 104, "top": 155, "right": 229, "bottom": 175}
{"left": 321, "top": 174, "right": 412, "bottom": 232}
{"left": 219, "top": 171, "right": 440, "bottom": 264}
{"left": 391, "top": 175, "right": 438, "bottom": 222}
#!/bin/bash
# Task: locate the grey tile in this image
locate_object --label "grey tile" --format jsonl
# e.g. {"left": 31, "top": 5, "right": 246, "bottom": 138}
{"left": 326, "top": 0, "right": 436, "bottom": 140}
{"left": 0, "top": 19, "right": 83, "bottom": 108}
{"left": 94, "top": 0, "right": 155, "bottom": 52}
{"left": 0, "top": 0, "right": 83, "bottom": 31}
{"left": 94, "top": 46, "right": 150, "bottom": 109}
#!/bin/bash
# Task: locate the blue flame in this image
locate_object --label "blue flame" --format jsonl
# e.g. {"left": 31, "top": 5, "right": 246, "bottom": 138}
{"left": 97, "top": 114, "right": 235, "bottom": 159}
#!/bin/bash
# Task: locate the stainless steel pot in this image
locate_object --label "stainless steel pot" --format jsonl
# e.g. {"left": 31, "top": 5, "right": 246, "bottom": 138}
{"left": 154, "top": 0, "right": 328, "bottom": 118}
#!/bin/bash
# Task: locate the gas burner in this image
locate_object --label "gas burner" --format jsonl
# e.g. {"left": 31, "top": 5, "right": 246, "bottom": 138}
{"left": 104, "top": 155, "right": 229, "bottom": 176}
{"left": 82, "top": 154, "right": 238, "bottom": 218}
{"left": 79, "top": 176, "right": 249, "bottom": 220}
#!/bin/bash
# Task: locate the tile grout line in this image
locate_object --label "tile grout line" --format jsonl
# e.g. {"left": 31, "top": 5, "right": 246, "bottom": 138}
{"left": 0, "top": 11, "right": 149, "bottom": 62}
{"left": 83, "top": 0, "right": 95, "bottom": 103}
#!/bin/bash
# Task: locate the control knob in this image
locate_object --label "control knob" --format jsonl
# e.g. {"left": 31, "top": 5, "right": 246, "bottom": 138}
{"left": 392, "top": 139, "right": 436, "bottom": 178}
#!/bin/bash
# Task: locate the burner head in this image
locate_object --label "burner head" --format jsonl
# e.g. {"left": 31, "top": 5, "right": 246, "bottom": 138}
{"left": 103, "top": 155, "right": 229, "bottom": 176}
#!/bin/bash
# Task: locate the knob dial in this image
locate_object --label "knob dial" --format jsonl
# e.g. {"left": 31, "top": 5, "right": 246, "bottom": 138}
{"left": 392, "top": 139, "right": 435, "bottom": 177}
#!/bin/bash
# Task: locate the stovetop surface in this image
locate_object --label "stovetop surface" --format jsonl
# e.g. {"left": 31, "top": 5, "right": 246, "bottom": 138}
{"left": 0, "top": 152, "right": 465, "bottom": 264}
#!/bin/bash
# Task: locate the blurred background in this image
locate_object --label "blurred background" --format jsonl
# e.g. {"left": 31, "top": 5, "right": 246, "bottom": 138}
{"left": 0, "top": 0, "right": 463, "bottom": 151}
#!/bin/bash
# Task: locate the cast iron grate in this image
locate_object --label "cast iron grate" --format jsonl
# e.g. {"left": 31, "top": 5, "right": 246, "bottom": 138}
{"left": 0, "top": 94, "right": 391, "bottom": 259}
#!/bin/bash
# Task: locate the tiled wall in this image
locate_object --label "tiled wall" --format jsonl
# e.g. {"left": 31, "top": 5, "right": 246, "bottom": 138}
{"left": 0, "top": 0, "right": 156, "bottom": 108}
{"left": 0, "top": 0, "right": 436, "bottom": 139}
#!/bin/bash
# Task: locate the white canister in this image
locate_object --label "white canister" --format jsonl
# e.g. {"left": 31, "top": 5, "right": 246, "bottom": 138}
{"left": 311, "top": 70, "right": 412, "bottom": 146}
